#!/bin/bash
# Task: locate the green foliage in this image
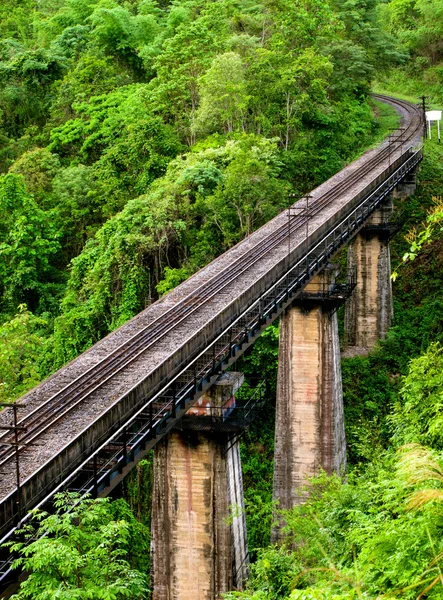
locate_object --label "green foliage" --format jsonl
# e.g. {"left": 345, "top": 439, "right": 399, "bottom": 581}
{"left": 390, "top": 343, "right": 443, "bottom": 449}
{"left": 51, "top": 51, "right": 133, "bottom": 119}
{"left": 240, "top": 403, "right": 276, "bottom": 559}
{"left": 0, "top": 305, "right": 48, "bottom": 402}
{"left": 0, "top": 173, "right": 60, "bottom": 314}
{"left": 194, "top": 52, "right": 248, "bottom": 135}
{"left": 121, "top": 456, "right": 154, "bottom": 528}
{"left": 392, "top": 140, "right": 443, "bottom": 299}
{"left": 382, "top": 0, "right": 443, "bottom": 66}
{"left": 0, "top": 1, "right": 38, "bottom": 42}
{"left": 89, "top": 6, "right": 159, "bottom": 69}
{"left": 237, "top": 324, "right": 280, "bottom": 391}
{"left": 342, "top": 352, "right": 394, "bottom": 463}
{"left": 234, "top": 325, "right": 280, "bottom": 557}
{"left": 231, "top": 453, "right": 443, "bottom": 599}
{"left": 151, "top": 6, "right": 226, "bottom": 144}
{"left": 240, "top": 545, "right": 301, "bottom": 599}
{"left": 156, "top": 266, "right": 192, "bottom": 296}
{"left": 367, "top": 98, "right": 400, "bottom": 149}
{"left": 376, "top": 0, "right": 443, "bottom": 104}
{"left": 9, "top": 148, "right": 61, "bottom": 199}
{"left": 110, "top": 496, "right": 151, "bottom": 575}
{"left": 8, "top": 493, "right": 149, "bottom": 599}
{"left": 50, "top": 84, "right": 183, "bottom": 214}
{"left": 0, "top": 44, "right": 66, "bottom": 138}
{"left": 51, "top": 164, "right": 99, "bottom": 258}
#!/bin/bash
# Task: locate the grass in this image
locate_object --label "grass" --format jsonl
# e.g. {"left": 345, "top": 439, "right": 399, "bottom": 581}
{"left": 374, "top": 72, "right": 443, "bottom": 110}
{"left": 369, "top": 97, "right": 401, "bottom": 147}
{"left": 373, "top": 84, "right": 421, "bottom": 106}
{"left": 345, "top": 96, "right": 400, "bottom": 167}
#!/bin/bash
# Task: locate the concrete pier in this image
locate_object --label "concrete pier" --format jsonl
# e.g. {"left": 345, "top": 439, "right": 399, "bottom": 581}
{"left": 345, "top": 198, "right": 394, "bottom": 351}
{"left": 392, "top": 169, "right": 417, "bottom": 200}
{"left": 151, "top": 373, "right": 248, "bottom": 599}
{"left": 272, "top": 269, "right": 346, "bottom": 542}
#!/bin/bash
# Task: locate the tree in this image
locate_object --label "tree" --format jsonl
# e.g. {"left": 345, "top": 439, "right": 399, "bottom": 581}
{"left": 0, "top": 47, "right": 66, "bottom": 137}
{"left": 51, "top": 164, "right": 99, "bottom": 259}
{"left": 390, "top": 342, "right": 443, "bottom": 450}
{"left": 0, "top": 306, "right": 47, "bottom": 402}
{"left": 383, "top": 0, "right": 443, "bottom": 65}
{"left": 8, "top": 493, "right": 149, "bottom": 600}
{"left": 9, "top": 148, "right": 61, "bottom": 201}
{"left": 50, "top": 84, "right": 183, "bottom": 215}
{"left": 152, "top": 11, "right": 226, "bottom": 144}
{"left": 89, "top": 6, "right": 160, "bottom": 71}
{"left": 276, "top": 49, "right": 332, "bottom": 150}
{"left": 0, "top": 173, "right": 60, "bottom": 314}
{"left": 205, "top": 142, "right": 288, "bottom": 244}
{"left": 194, "top": 52, "right": 249, "bottom": 135}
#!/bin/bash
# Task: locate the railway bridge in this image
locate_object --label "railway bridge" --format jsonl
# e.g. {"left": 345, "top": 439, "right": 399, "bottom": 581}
{"left": 0, "top": 95, "right": 423, "bottom": 598}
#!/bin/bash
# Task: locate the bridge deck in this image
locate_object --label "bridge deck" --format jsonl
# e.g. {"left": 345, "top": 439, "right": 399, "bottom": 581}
{"left": 0, "top": 96, "right": 422, "bottom": 524}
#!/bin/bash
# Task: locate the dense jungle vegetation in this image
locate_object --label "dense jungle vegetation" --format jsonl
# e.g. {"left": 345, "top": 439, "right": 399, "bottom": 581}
{"left": 2, "top": 0, "right": 443, "bottom": 598}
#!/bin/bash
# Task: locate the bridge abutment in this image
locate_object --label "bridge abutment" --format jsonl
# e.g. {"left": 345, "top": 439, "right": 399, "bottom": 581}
{"left": 151, "top": 373, "right": 248, "bottom": 599}
{"left": 272, "top": 268, "right": 346, "bottom": 542}
{"left": 344, "top": 197, "right": 394, "bottom": 352}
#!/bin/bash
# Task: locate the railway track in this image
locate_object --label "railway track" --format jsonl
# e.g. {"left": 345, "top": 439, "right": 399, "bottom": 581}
{"left": 0, "top": 94, "right": 422, "bottom": 487}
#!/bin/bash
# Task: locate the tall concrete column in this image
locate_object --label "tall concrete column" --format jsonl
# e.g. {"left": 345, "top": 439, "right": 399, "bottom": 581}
{"left": 345, "top": 198, "right": 394, "bottom": 351}
{"left": 151, "top": 373, "right": 248, "bottom": 600}
{"left": 272, "top": 268, "right": 346, "bottom": 543}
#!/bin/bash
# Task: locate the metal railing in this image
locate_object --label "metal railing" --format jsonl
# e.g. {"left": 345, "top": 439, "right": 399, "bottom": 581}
{"left": 362, "top": 209, "right": 408, "bottom": 240}
{"left": 179, "top": 379, "right": 268, "bottom": 432}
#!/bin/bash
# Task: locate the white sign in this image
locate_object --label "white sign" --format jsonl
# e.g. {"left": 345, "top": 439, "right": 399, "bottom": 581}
{"left": 425, "top": 110, "right": 442, "bottom": 141}
{"left": 426, "top": 110, "right": 442, "bottom": 121}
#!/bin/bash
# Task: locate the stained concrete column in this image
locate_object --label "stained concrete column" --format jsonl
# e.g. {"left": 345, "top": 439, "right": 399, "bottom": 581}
{"left": 272, "top": 268, "right": 346, "bottom": 542}
{"left": 151, "top": 372, "right": 248, "bottom": 600}
{"left": 226, "top": 437, "right": 249, "bottom": 589}
{"left": 344, "top": 197, "right": 393, "bottom": 351}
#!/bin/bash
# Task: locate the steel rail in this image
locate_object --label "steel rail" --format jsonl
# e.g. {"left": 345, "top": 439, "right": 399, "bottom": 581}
{"left": 0, "top": 95, "right": 421, "bottom": 477}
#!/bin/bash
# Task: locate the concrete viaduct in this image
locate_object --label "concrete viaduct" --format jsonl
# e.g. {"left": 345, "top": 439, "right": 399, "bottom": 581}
{"left": 0, "top": 95, "right": 423, "bottom": 598}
